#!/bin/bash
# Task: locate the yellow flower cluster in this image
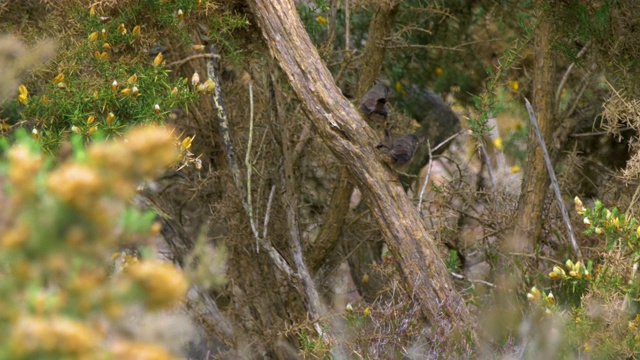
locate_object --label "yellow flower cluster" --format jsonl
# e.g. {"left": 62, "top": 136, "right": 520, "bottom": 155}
{"left": 125, "top": 260, "right": 188, "bottom": 310}
{"left": 9, "top": 315, "right": 100, "bottom": 357}
{"left": 549, "top": 259, "right": 590, "bottom": 280}
{"left": 7, "top": 144, "right": 43, "bottom": 203}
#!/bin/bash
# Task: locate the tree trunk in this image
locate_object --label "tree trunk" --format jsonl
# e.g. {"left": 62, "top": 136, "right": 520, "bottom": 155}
{"left": 247, "top": 0, "right": 476, "bottom": 337}
{"left": 512, "top": 14, "right": 554, "bottom": 253}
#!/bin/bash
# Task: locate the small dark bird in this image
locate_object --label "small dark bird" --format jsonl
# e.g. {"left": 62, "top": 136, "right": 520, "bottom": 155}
{"left": 377, "top": 129, "right": 420, "bottom": 165}
{"left": 360, "top": 83, "right": 391, "bottom": 120}
{"left": 390, "top": 134, "right": 419, "bottom": 163}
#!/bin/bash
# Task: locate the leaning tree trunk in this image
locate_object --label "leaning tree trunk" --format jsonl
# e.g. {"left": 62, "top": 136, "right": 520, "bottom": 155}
{"left": 308, "top": 2, "right": 400, "bottom": 301}
{"left": 247, "top": 0, "right": 476, "bottom": 337}
{"left": 512, "top": 14, "right": 554, "bottom": 252}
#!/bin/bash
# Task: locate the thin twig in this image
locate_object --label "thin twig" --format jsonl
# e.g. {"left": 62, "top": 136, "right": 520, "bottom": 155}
{"left": 263, "top": 185, "right": 276, "bottom": 240}
{"left": 167, "top": 53, "right": 220, "bottom": 68}
{"left": 418, "top": 140, "right": 433, "bottom": 215}
{"left": 207, "top": 46, "right": 296, "bottom": 278}
{"left": 345, "top": 0, "right": 350, "bottom": 50}
{"left": 450, "top": 272, "right": 496, "bottom": 288}
{"left": 479, "top": 144, "right": 494, "bottom": 189}
{"left": 554, "top": 42, "right": 589, "bottom": 115}
{"left": 246, "top": 82, "right": 258, "bottom": 251}
{"left": 432, "top": 129, "right": 468, "bottom": 153}
{"left": 525, "top": 98, "right": 583, "bottom": 261}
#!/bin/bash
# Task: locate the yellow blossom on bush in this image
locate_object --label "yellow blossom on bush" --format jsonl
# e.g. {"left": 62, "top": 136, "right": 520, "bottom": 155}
{"left": 17, "top": 84, "right": 28, "bottom": 105}
{"left": 127, "top": 125, "right": 178, "bottom": 177}
{"left": 125, "top": 260, "right": 188, "bottom": 310}
{"left": 47, "top": 163, "right": 104, "bottom": 209}
{"left": 9, "top": 315, "right": 100, "bottom": 357}
{"left": 493, "top": 137, "right": 503, "bottom": 151}
{"left": 8, "top": 144, "right": 43, "bottom": 200}
{"left": 109, "top": 340, "right": 178, "bottom": 360}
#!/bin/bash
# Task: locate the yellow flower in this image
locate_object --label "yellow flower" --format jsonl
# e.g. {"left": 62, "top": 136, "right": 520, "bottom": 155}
{"left": 101, "top": 28, "right": 107, "bottom": 40}
{"left": 181, "top": 136, "right": 193, "bottom": 150}
{"left": 510, "top": 165, "right": 521, "bottom": 173}
{"left": 103, "top": 42, "right": 111, "bottom": 51}
{"left": 574, "top": 196, "right": 585, "bottom": 214}
{"left": 47, "top": 163, "right": 104, "bottom": 208}
{"left": 117, "top": 23, "right": 127, "bottom": 34}
{"left": 316, "top": 15, "right": 327, "bottom": 25}
{"left": 53, "top": 73, "right": 64, "bottom": 84}
{"left": 612, "top": 217, "right": 620, "bottom": 229}
{"left": 88, "top": 31, "right": 98, "bottom": 42}
{"left": 395, "top": 81, "right": 407, "bottom": 96}
{"left": 9, "top": 316, "right": 100, "bottom": 357}
{"left": 88, "top": 125, "right": 98, "bottom": 134}
{"left": 546, "top": 292, "right": 555, "bottom": 305}
{"left": 435, "top": 67, "right": 444, "bottom": 76}
{"left": 109, "top": 340, "right": 178, "bottom": 360}
{"left": 127, "top": 74, "right": 138, "bottom": 85}
{"left": 120, "top": 88, "right": 131, "bottom": 96}
{"left": 509, "top": 80, "right": 520, "bottom": 91}
{"left": 18, "top": 84, "right": 28, "bottom": 105}
{"left": 363, "top": 307, "right": 371, "bottom": 316}
{"left": 106, "top": 112, "right": 115, "bottom": 124}
{"left": 127, "top": 125, "right": 178, "bottom": 176}
{"left": 153, "top": 52, "right": 163, "bottom": 66}
{"left": 87, "top": 115, "right": 95, "bottom": 125}
{"left": 191, "top": 71, "right": 200, "bottom": 86}
{"left": 111, "top": 79, "right": 118, "bottom": 93}
{"left": 125, "top": 261, "right": 188, "bottom": 310}
{"left": 89, "top": 5, "right": 96, "bottom": 17}
{"left": 204, "top": 78, "right": 216, "bottom": 92}
{"left": 493, "top": 136, "right": 503, "bottom": 151}
{"left": 1, "top": 222, "right": 30, "bottom": 249}
{"left": 132, "top": 25, "right": 141, "bottom": 37}
{"left": 345, "top": 303, "right": 353, "bottom": 314}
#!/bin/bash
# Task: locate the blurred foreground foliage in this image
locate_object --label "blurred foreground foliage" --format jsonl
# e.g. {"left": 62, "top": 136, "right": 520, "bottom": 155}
{"left": 0, "top": 125, "right": 188, "bottom": 359}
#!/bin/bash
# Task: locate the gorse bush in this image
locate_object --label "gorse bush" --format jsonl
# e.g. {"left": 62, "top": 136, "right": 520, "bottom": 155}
{"left": 5, "top": 0, "right": 244, "bottom": 152}
{"left": 0, "top": 126, "right": 188, "bottom": 359}
{"left": 521, "top": 198, "right": 640, "bottom": 358}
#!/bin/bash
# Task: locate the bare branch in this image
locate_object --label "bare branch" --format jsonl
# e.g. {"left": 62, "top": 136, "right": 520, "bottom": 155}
{"left": 418, "top": 140, "right": 432, "bottom": 215}
{"left": 525, "top": 98, "right": 583, "bottom": 261}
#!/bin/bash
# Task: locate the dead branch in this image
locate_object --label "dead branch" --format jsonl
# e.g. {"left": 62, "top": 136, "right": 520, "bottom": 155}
{"left": 206, "top": 46, "right": 297, "bottom": 279}
{"left": 525, "top": 98, "right": 583, "bottom": 261}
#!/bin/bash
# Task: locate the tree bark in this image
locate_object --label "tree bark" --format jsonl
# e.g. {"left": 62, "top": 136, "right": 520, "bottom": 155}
{"left": 512, "top": 15, "right": 554, "bottom": 253}
{"left": 307, "top": 4, "right": 400, "bottom": 280}
{"left": 247, "top": 0, "right": 475, "bottom": 335}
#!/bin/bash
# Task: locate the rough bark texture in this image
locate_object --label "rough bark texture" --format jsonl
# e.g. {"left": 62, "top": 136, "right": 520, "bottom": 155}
{"left": 513, "top": 16, "right": 554, "bottom": 252}
{"left": 248, "top": 0, "right": 475, "bottom": 334}
{"left": 307, "top": 4, "right": 399, "bottom": 280}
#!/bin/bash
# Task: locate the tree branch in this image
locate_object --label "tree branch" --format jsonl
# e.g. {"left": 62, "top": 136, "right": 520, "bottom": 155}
{"left": 248, "top": 0, "right": 476, "bottom": 337}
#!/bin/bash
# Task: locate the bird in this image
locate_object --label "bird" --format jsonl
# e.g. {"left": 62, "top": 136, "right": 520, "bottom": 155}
{"left": 377, "top": 129, "right": 420, "bottom": 165}
{"left": 360, "top": 83, "right": 391, "bottom": 121}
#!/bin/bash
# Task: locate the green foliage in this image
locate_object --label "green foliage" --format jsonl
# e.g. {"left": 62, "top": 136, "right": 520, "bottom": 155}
{"left": 207, "top": 11, "right": 250, "bottom": 64}
{"left": 446, "top": 249, "right": 462, "bottom": 272}
{"left": 12, "top": 2, "right": 204, "bottom": 153}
